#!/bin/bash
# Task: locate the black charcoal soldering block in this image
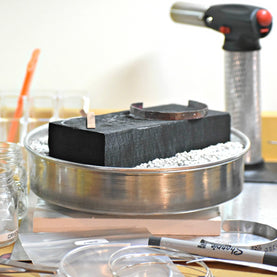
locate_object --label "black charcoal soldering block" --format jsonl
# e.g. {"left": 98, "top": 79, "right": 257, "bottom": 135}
{"left": 48, "top": 104, "right": 231, "bottom": 167}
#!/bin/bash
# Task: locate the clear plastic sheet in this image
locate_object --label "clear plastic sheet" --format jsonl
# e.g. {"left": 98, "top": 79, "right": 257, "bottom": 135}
{"left": 19, "top": 228, "right": 150, "bottom": 267}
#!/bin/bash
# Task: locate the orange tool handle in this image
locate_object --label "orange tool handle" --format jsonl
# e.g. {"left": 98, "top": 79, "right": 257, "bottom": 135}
{"left": 7, "top": 48, "right": 40, "bottom": 142}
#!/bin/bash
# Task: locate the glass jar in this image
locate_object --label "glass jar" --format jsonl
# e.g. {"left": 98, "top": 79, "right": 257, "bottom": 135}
{"left": 0, "top": 142, "right": 25, "bottom": 156}
{"left": 0, "top": 163, "right": 18, "bottom": 247}
{"left": 0, "top": 142, "right": 28, "bottom": 219}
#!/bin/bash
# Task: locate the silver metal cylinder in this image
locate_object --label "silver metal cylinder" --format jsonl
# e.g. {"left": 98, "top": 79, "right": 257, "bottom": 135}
{"left": 170, "top": 2, "right": 207, "bottom": 27}
{"left": 225, "top": 51, "right": 262, "bottom": 165}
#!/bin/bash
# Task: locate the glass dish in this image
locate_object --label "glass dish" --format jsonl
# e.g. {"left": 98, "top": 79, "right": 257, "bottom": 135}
{"left": 58, "top": 244, "right": 183, "bottom": 277}
{"left": 59, "top": 244, "right": 128, "bottom": 277}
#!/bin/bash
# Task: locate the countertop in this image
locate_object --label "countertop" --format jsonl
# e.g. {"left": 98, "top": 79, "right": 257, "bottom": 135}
{"left": 2, "top": 181, "right": 276, "bottom": 276}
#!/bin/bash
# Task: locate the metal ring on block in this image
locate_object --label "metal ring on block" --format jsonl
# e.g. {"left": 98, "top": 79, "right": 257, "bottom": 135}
{"left": 130, "top": 100, "right": 208, "bottom": 121}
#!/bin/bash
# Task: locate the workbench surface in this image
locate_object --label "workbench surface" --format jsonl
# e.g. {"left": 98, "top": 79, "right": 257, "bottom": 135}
{"left": 0, "top": 181, "right": 273, "bottom": 276}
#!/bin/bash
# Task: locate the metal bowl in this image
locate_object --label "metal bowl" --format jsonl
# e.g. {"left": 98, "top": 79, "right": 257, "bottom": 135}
{"left": 24, "top": 124, "right": 250, "bottom": 215}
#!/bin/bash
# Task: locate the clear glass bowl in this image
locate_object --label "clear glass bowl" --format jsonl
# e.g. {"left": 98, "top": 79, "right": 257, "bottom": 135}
{"left": 59, "top": 244, "right": 128, "bottom": 277}
{"left": 58, "top": 244, "right": 183, "bottom": 277}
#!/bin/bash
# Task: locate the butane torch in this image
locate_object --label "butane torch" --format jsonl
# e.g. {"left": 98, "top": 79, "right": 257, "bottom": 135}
{"left": 170, "top": 3, "right": 272, "bottom": 166}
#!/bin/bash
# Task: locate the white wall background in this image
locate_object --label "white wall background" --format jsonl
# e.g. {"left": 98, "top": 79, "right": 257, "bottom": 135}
{"left": 0, "top": 0, "right": 276, "bottom": 111}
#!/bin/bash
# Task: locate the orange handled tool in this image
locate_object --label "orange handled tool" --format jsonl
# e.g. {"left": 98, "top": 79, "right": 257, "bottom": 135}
{"left": 7, "top": 48, "right": 40, "bottom": 143}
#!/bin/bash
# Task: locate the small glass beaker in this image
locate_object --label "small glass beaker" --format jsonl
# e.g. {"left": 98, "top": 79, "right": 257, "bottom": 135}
{"left": 0, "top": 91, "right": 28, "bottom": 144}
{"left": 25, "top": 91, "right": 57, "bottom": 131}
{"left": 0, "top": 163, "right": 18, "bottom": 247}
{"left": 0, "top": 90, "right": 90, "bottom": 144}
{"left": 57, "top": 90, "right": 90, "bottom": 119}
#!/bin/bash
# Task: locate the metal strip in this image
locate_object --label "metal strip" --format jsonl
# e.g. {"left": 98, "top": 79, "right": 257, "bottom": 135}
{"left": 0, "top": 258, "right": 58, "bottom": 274}
{"left": 130, "top": 100, "right": 208, "bottom": 121}
{"left": 222, "top": 220, "right": 277, "bottom": 252}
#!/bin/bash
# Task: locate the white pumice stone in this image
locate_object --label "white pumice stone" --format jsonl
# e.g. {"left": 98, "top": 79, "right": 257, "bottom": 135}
{"left": 135, "top": 141, "right": 244, "bottom": 169}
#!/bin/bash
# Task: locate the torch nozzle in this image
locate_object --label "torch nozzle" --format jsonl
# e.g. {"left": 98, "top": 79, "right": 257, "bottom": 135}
{"left": 170, "top": 2, "right": 208, "bottom": 27}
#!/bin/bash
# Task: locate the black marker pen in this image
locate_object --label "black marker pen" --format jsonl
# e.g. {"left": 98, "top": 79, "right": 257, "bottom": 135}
{"left": 148, "top": 236, "right": 277, "bottom": 267}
